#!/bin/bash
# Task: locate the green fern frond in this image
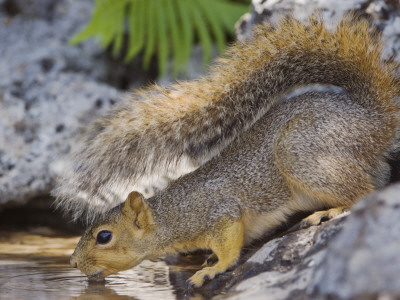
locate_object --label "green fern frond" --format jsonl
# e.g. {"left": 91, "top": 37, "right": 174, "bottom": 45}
{"left": 125, "top": 0, "right": 145, "bottom": 62}
{"left": 164, "top": 0, "right": 183, "bottom": 75}
{"left": 156, "top": 0, "right": 169, "bottom": 75}
{"left": 191, "top": 0, "right": 213, "bottom": 64}
{"left": 71, "top": 0, "right": 250, "bottom": 77}
{"left": 143, "top": 0, "right": 157, "bottom": 69}
{"left": 70, "top": 0, "right": 129, "bottom": 48}
{"left": 197, "top": 0, "right": 226, "bottom": 54}
{"left": 175, "top": 0, "right": 195, "bottom": 74}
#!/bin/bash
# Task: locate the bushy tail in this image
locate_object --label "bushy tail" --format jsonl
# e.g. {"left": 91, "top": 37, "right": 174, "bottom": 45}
{"left": 55, "top": 14, "right": 400, "bottom": 222}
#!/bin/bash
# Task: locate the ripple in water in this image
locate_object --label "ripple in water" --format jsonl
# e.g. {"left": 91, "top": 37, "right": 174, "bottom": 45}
{"left": 0, "top": 256, "right": 182, "bottom": 300}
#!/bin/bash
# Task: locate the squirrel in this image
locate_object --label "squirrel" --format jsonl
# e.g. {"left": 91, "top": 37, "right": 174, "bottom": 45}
{"left": 66, "top": 15, "right": 400, "bottom": 288}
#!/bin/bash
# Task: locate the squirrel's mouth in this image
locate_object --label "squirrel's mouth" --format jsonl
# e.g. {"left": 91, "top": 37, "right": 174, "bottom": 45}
{"left": 87, "top": 270, "right": 105, "bottom": 282}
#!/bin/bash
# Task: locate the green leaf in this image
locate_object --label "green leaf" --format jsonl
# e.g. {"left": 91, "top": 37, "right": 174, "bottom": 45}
{"left": 215, "top": 0, "right": 249, "bottom": 33}
{"left": 69, "top": 1, "right": 103, "bottom": 45}
{"left": 70, "top": 0, "right": 251, "bottom": 78}
{"left": 98, "top": 1, "right": 126, "bottom": 49}
{"left": 70, "top": 0, "right": 129, "bottom": 50}
{"left": 143, "top": 0, "right": 157, "bottom": 69}
{"left": 111, "top": 3, "right": 126, "bottom": 56}
{"left": 191, "top": 0, "right": 213, "bottom": 64}
{"left": 176, "top": 0, "right": 194, "bottom": 72}
{"left": 156, "top": 0, "right": 169, "bottom": 75}
{"left": 164, "top": 0, "right": 184, "bottom": 75}
{"left": 125, "top": 0, "right": 145, "bottom": 62}
{"left": 197, "top": 0, "right": 226, "bottom": 54}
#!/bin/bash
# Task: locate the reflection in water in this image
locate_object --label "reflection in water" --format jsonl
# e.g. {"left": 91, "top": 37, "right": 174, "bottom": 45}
{"left": 0, "top": 257, "right": 178, "bottom": 299}
{"left": 0, "top": 231, "right": 208, "bottom": 300}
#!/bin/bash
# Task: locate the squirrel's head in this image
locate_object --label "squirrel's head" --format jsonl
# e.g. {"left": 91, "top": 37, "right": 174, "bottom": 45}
{"left": 70, "top": 191, "right": 157, "bottom": 281}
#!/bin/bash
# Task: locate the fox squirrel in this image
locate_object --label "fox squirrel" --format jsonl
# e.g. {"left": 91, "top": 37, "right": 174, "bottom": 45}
{"left": 65, "top": 15, "right": 400, "bottom": 287}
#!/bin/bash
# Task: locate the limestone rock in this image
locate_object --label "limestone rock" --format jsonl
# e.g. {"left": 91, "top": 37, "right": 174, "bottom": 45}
{"left": 310, "top": 184, "right": 400, "bottom": 299}
{"left": 217, "top": 184, "right": 400, "bottom": 299}
{"left": 0, "top": 0, "right": 122, "bottom": 208}
{"left": 236, "top": 0, "right": 400, "bottom": 63}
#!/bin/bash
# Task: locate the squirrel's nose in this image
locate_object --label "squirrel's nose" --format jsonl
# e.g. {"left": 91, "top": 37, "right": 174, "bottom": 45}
{"left": 70, "top": 256, "right": 78, "bottom": 268}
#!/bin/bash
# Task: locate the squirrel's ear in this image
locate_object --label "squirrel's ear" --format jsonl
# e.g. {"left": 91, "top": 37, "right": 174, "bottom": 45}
{"left": 124, "top": 191, "right": 145, "bottom": 213}
{"left": 123, "top": 191, "right": 153, "bottom": 230}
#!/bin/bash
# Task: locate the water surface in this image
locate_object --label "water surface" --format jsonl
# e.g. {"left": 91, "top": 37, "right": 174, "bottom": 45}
{"left": 0, "top": 229, "right": 209, "bottom": 300}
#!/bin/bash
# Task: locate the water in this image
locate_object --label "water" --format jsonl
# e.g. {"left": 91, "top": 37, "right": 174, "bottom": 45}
{"left": 0, "top": 229, "right": 209, "bottom": 300}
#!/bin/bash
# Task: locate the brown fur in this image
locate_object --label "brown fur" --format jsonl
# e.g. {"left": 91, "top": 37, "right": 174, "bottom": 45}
{"left": 68, "top": 15, "right": 400, "bottom": 287}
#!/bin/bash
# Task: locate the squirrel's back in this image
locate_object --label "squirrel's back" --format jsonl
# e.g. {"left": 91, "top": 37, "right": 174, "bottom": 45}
{"left": 55, "top": 14, "right": 400, "bottom": 222}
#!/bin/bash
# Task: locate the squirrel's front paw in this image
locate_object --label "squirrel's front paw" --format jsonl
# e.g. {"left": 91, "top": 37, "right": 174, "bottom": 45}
{"left": 187, "top": 267, "right": 219, "bottom": 288}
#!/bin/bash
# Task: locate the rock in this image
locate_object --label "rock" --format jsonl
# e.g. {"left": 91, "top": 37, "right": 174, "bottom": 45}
{"left": 382, "top": 16, "right": 400, "bottom": 67}
{"left": 0, "top": 0, "right": 123, "bottom": 208}
{"left": 0, "top": 71, "right": 121, "bottom": 207}
{"left": 235, "top": 0, "right": 367, "bottom": 41}
{"left": 310, "top": 184, "right": 400, "bottom": 299}
{"left": 0, "top": 0, "right": 107, "bottom": 84}
{"left": 214, "top": 184, "right": 400, "bottom": 299}
{"left": 207, "top": 213, "right": 347, "bottom": 299}
{"left": 235, "top": 0, "right": 400, "bottom": 63}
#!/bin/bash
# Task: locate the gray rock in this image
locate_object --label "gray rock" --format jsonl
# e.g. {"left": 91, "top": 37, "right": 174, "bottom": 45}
{"left": 235, "top": 0, "right": 367, "bottom": 41}
{"left": 217, "top": 213, "right": 347, "bottom": 300}
{"left": 0, "top": 0, "right": 110, "bottom": 88}
{"left": 310, "top": 184, "right": 400, "bottom": 299}
{"left": 382, "top": 16, "right": 400, "bottom": 63}
{"left": 0, "top": 71, "right": 121, "bottom": 207}
{"left": 236, "top": 0, "right": 400, "bottom": 62}
{"left": 0, "top": 0, "right": 123, "bottom": 208}
{"left": 218, "top": 184, "right": 400, "bottom": 300}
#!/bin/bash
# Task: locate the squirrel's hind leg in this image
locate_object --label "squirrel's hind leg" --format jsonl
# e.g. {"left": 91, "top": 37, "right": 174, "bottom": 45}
{"left": 299, "top": 206, "right": 349, "bottom": 228}
{"left": 274, "top": 94, "right": 390, "bottom": 212}
{"left": 187, "top": 218, "right": 244, "bottom": 288}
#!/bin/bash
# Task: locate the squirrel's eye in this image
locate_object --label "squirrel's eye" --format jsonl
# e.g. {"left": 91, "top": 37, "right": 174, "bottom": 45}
{"left": 96, "top": 230, "right": 113, "bottom": 245}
